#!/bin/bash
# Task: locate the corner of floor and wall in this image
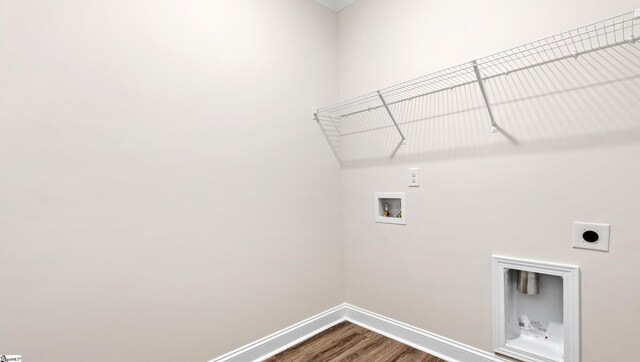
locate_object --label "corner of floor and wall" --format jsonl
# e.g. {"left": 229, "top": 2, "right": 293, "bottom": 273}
{"left": 336, "top": 1, "right": 640, "bottom": 362}
{"left": 0, "top": 1, "right": 343, "bottom": 361}
{"left": 1, "top": 1, "right": 639, "bottom": 362}
{"left": 337, "top": 1, "right": 640, "bottom": 361}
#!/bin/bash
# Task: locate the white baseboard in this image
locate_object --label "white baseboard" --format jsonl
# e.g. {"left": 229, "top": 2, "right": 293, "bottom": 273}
{"left": 209, "top": 304, "right": 507, "bottom": 362}
{"left": 344, "top": 304, "right": 506, "bottom": 362}
{"left": 208, "top": 304, "right": 347, "bottom": 362}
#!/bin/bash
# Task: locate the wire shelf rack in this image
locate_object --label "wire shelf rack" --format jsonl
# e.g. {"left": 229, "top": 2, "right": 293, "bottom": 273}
{"left": 314, "top": 9, "right": 640, "bottom": 165}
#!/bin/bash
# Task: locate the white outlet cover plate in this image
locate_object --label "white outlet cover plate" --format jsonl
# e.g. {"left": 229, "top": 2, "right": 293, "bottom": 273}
{"left": 408, "top": 167, "right": 420, "bottom": 187}
{"left": 572, "top": 222, "right": 610, "bottom": 252}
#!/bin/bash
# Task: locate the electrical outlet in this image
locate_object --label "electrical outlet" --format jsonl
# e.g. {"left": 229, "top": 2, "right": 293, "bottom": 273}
{"left": 572, "top": 222, "right": 610, "bottom": 252}
{"left": 408, "top": 167, "right": 419, "bottom": 187}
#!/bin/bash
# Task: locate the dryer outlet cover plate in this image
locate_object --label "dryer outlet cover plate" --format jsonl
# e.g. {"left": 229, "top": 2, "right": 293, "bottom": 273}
{"left": 572, "top": 222, "right": 610, "bottom": 252}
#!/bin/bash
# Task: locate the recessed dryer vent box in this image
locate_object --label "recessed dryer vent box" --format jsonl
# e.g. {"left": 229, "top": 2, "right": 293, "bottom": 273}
{"left": 375, "top": 192, "right": 405, "bottom": 225}
{"left": 492, "top": 256, "right": 580, "bottom": 362}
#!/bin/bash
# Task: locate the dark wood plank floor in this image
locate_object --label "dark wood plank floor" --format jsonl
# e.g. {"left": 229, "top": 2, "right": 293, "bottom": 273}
{"left": 263, "top": 321, "right": 447, "bottom": 362}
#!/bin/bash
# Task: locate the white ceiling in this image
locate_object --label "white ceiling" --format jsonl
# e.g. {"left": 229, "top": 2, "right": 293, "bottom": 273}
{"left": 313, "top": 0, "right": 357, "bottom": 12}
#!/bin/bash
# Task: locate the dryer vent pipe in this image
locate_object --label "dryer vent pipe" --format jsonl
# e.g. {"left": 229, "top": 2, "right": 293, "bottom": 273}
{"left": 517, "top": 270, "right": 539, "bottom": 295}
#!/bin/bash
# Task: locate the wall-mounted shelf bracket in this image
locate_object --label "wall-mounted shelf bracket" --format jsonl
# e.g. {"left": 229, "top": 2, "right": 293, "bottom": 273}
{"left": 472, "top": 61, "right": 499, "bottom": 133}
{"left": 313, "top": 107, "right": 342, "bottom": 164}
{"left": 377, "top": 90, "right": 407, "bottom": 144}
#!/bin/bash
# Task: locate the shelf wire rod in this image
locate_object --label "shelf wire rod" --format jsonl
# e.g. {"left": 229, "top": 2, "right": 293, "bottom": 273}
{"left": 633, "top": 11, "right": 637, "bottom": 41}
{"left": 487, "top": 37, "right": 638, "bottom": 81}
{"left": 349, "top": 35, "right": 633, "bottom": 116}
{"left": 374, "top": 74, "right": 466, "bottom": 106}
{"left": 325, "top": 114, "right": 342, "bottom": 136}
{"left": 314, "top": 112, "right": 342, "bottom": 164}
{"left": 587, "top": 24, "right": 595, "bottom": 50}
{"left": 382, "top": 66, "right": 473, "bottom": 95}
{"left": 380, "top": 65, "right": 472, "bottom": 94}
{"left": 507, "top": 15, "right": 631, "bottom": 62}
{"left": 337, "top": 102, "right": 487, "bottom": 137}
{"left": 334, "top": 35, "right": 638, "bottom": 120}
{"left": 493, "top": 60, "right": 520, "bottom": 108}
{"left": 480, "top": 18, "right": 632, "bottom": 68}
{"left": 318, "top": 11, "right": 637, "bottom": 118}
{"left": 596, "top": 24, "right": 603, "bottom": 48}
{"left": 544, "top": 37, "right": 564, "bottom": 66}
{"left": 362, "top": 63, "right": 469, "bottom": 97}
{"left": 379, "top": 63, "right": 470, "bottom": 94}
{"left": 488, "top": 39, "right": 568, "bottom": 68}
{"left": 484, "top": 49, "right": 519, "bottom": 80}
{"left": 340, "top": 78, "right": 478, "bottom": 118}
{"left": 540, "top": 39, "right": 582, "bottom": 93}
{"left": 472, "top": 61, "right": 499, "bottom": 133}
{"left": 582, "top": 23, "right": 596, "bottom": 50}
{"left": 316, "top": 113, "right": 342, "bottom": 132}
{"left": 490, "top": 50, "right": 639, "bottom": 114}
{"left": 527, "top": 46, "right": 555, "bottom": 97}
{"left": 377, "top": 90, "right": 406, "bottom": 144}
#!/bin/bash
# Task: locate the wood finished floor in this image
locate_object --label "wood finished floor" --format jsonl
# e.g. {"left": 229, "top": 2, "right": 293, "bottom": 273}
{"left": 263, "top": 322, "right": 447, "bottom": 362}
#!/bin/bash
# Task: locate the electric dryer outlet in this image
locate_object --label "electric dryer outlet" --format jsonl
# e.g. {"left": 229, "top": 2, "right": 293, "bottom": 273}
{"left": 572, "top": 222, "right": 610, "bottom": 252}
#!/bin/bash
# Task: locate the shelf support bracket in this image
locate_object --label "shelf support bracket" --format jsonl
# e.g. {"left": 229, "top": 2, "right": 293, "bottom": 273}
{"left": 377, "top": 91, "right": 406, "bottom": 144}
{"left": 472, "top": 61, "right": 499, "bottom": 133}
{"left": 313, "top": 109, "right": 342, "bottom": 164}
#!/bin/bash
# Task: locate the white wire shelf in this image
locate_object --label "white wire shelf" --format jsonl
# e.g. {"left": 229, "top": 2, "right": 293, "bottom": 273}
{"left": 314, "top": 9, "right": 640, "bottom": 165}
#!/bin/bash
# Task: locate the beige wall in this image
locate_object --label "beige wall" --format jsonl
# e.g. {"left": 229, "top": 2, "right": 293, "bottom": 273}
{"left": 0, "top": 1, "right": 342, "bottom": 361}
{"left": 2, "top": 1, "right": 639, "bottom": 361}
{"left": 338, "top": 1, "right": 640, "bottom": 361}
